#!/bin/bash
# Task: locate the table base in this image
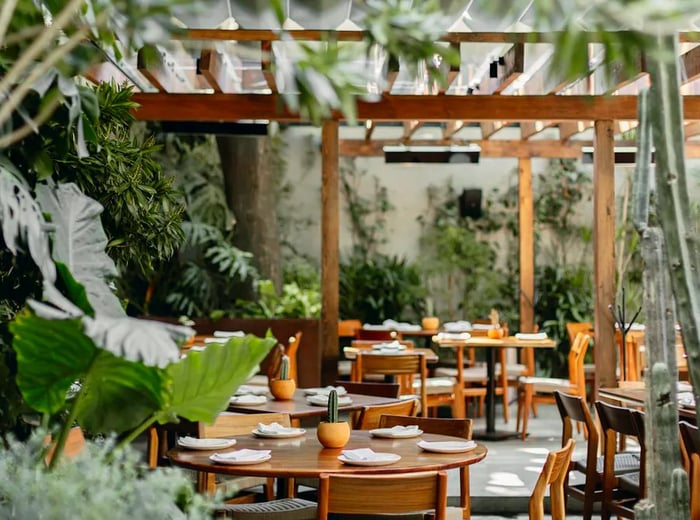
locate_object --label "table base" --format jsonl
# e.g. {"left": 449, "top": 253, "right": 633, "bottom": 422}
{"left": 472, "top": 429, "right": 521, "bottom": 441}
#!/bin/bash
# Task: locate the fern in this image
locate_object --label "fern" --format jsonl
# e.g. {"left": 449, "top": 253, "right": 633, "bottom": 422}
{"left": 205, "top": 243, "right": 257, "bottom": 281}
{"left": 181, "top": 221, "right": 223, "bottom": 248}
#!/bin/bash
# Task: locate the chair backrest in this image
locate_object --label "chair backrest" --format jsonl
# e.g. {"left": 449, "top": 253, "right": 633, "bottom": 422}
{"left": 335, "top": 380, "right": 401, "bottom": 398}
{"left": 594, "top": 400, "right": 646, "bottom": 494}
{"left": 355, "top": 352, "right": 427, "bottom": 417}
{"left": 566, "top": 322, "right": 592, "bottom": 347}
{"left": 568, "top": 333, "right": 591, "bottom": 396}
{"left": 355, "top": 329, "right": 400, "bottom": 341}
{"left": 554, "top": 391, "right": 599, "bottom": 477}
{"left": 679, "top": 421, "right": 700, "bottom": 519}
{"left": 318, "top": 471, "right": 448, "bottom": 520}
{"left": 350, "top": 339, "right": 414, "bottom": 350}
{"left": 338, "top": 319, "right": 362, "bottom": 337}
{"left": 354, "top": 399, "right": 418, "bottom": 429}
{"left": 199, "top": 413, "right": 292, "bottom": 438}
{"left": 378, "top": 415, "right": 473, "bottom": 440}
{"left": 529, "top": 438, "right": 576, "bottom": 520}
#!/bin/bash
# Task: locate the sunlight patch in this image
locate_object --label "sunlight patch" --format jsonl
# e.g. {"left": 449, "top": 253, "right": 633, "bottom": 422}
{"left": 518, "top": 447, "right": 550, "bottom": 455}
{"left": 488, "top": 472, "right": 525, "bottom": 487}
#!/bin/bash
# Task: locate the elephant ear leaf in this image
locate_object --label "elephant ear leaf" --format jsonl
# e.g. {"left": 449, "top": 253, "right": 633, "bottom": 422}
{"left": 161, "top": 335, "right": 276, "bottom": 424}
{"left": 10, "top": 311, "right": 96, "bottom": 416}
{"left": 35, "top": 181, "right": 123, "bottom": 318}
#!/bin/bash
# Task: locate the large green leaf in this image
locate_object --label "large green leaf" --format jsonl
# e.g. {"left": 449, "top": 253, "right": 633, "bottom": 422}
{"left": 160, "top": 335, "right": 276, "bottom": 424}
{"left": 35, "top": 181, "right": 123, "bottom": 318}
{"left": 10, "top": 311, "right": 94, "bottom": 416}
{"left": 74, "top": 350, "right": 167, "bottom": 433}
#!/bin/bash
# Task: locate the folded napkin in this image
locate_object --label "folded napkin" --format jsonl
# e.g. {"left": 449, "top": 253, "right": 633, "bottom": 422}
{"left": 256, "top": 422, "right": 294, "bottom": 434}
{"left": 213, "top": 330, "right": 246, "bottom": 338}
{"left": 204, "top": 337, "right": 226, "bottom": 344}
{"left": 307, "top": 394, "right": 352, "bottom": 406}
{"left": 372, "top": 341, "right": 405, "bottom": 350}
{"left": 230, "top": 394, "right": 267, "bottom": 405}
{"left": 515, "top": 332, "right": 548, "bottom": 340}
{"left": 189, "top": 345, "right": 207, "bottom": 351}
{"left": 235, "top": 385, "right": 270, "bottom": 396}
{"left": 212, "top": 449, "right": 271, "bottom": 462}
{"left": 435, "top": 332, "right": 471, "bottom": 341}
{"left": 471, "top": 323, "right": 496, "bottom": 330}
{"left": 386, "top": 425, "right": 419, "bottom": 434}
{"left": 341, "top": 448, "right": 386, "bottom": 461}
{"left": 443, "top": 320, "right": 472, "bottom": 332}
{"left": 178, "top": 436, "right": 235, "bottom": 448}
{"left": 304, "top": 385, "right": 347, "bottom": 396}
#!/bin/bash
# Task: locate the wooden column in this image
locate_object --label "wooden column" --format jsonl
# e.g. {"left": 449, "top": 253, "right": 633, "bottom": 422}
{"left": 593, "top": 120, "right": 617, "bottom": 394}
{"left": 321, "top": 120, "right": 340, "bottom": 385}
{"left": 518, "top": 157, "right": 535, "bottom": 374}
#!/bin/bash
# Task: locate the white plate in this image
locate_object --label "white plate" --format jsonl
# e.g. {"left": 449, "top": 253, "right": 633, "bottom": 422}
{"left": 417, "top": 440, "right": 477, "bottom": 453}
{"left": 515, "top": 333, "right": 549, "bottom": 341}
{"left": 177, "top": 437, "right": 237, "bottom": 450}
{"left": 252, "top": 428, "right": 306, "bottom": 439}
{"left": 303, "top": 386, "right": 348, "bottom": 396}
{"left": 370, "top": 427, "right": 423, "bottom": 439}
{"left": 337, "top": 453, "right": 401, "bottom": 466}
{"left": 210, "top": 452, "right": 272, "bottom": 465}
{"left": 306, "top": 395, "right": 353, "bottom": 407}
{"left": 230, "top": 395, "right": 268, "bottom": 406}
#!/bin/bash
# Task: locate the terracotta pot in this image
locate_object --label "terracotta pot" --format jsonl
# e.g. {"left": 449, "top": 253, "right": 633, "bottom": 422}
{"left": 421, "top": 316, "right": 440, "bottom": 331}
{"left": 487, "top": 327, "right": 505, "bottom": 339}
{"left": 316, "top": 421, "right": 350, "bottom": 449}
{"left": 269, "top": 379, "right": 296, "bottom": 400}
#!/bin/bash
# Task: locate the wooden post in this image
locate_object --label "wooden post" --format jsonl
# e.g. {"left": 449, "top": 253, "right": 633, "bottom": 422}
{"left": 518, "top": 157, "right": 535, "bottom": 374}
{"left": 593, "top": 120, "right": 617, "bottom": 393}
{"left": 321, "top": 120, "right": 340, "bottom": 385}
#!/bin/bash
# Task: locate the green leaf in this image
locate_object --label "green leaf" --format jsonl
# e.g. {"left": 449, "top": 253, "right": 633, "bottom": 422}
{"left": 55, "top": 261, "right": 94, "bottom": 317}
{"left": 11, "top": 311, "right": 94, "bottom": 416}
{"left": 160, "top": 335, "right": 276, "bottom": 424}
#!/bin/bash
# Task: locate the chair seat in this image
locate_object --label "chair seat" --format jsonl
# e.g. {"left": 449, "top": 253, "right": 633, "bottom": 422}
{"left": 519, "top": 376, "right": 574, "bottom": 393}
{"left": 618, "top": 471, "right": 641, "bottom": 494}
{"left": 218, "top": 498, "right": 317, "bottom": 519}
{"left": 412, "top": 377, "right": 456, "bottom": 395}
{"left": 435, "top": 366, "right": 486, "bottom": 382}
{"left": 573, "top": 452, "right": 641, "bottom": 475}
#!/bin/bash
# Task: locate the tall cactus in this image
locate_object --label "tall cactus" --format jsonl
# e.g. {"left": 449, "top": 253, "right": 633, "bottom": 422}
{"left": 279, "top": 355, "right": 290, "bottom": 381}
{"left": 632, "top": 71, "right": 689, "bottom": 519}
{"left": 327, "top": 389, "right": 339, "bottom": 423}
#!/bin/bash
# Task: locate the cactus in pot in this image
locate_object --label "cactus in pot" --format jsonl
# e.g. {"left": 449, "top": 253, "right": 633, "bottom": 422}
{"left": 269, "top": 355, "right": 296, "bottom": 400}
{"left": 317, "top": 389, "right": 350, "bottom": 448}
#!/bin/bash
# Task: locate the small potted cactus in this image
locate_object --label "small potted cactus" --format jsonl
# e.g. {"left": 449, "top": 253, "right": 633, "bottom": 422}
{"left": 269, "top": 355, "right": 296, "bottom": 400}
{"left": 316, "top": 389, "right": 350, "bottom": 448}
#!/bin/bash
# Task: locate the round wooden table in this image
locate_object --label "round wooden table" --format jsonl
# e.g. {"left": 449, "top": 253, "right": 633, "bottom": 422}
{"left": 168, "top": 429, "right": 487, "bottom": 478}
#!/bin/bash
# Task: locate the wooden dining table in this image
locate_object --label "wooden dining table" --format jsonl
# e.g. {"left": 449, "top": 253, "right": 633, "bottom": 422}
{"left": 227, "top": 389, "right": 399, "bottom": 421}
{"left": 169, "top": 429, "right": 487, "bottom": 517}
{"left": 436, "top": 336, "right": 556, "bottom": 440}
{"left": 598, "top": 381, "right": 696, "bottom": 419}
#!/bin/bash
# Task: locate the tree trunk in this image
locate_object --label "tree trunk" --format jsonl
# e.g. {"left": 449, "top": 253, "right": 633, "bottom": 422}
{"left": 216, "top": 135, "right": 282, "bottom": 297}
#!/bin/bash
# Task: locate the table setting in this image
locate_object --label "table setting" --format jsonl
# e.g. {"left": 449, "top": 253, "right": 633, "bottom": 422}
{"left": 176, "top": 436, "right": 237, "bottom": 451}
{"left": 369, "top": 425, "right": 423, "bottom": 439}
{"left": 252, "top": 422, "right": 306, "bottom": 439}
{"left": 307, "top": 393, "right": 353, "bottom": 407}
{"left": 338, "top": 448, "right": 401, "bottom": 466}
{"left": 209, "top": 449, "right": 272, "bottom": 466}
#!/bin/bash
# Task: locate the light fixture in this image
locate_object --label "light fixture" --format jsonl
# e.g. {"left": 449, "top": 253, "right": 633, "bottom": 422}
{"left": 383, "top": 144, "right": 481, "bottom": 164}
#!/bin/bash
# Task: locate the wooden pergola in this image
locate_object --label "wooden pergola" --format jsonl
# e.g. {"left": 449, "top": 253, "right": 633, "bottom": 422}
{"left": 91, "top": 27, "right": 700, "bottom": 390}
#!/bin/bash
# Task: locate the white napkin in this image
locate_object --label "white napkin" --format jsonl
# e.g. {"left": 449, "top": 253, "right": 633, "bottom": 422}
{"left": 471, "top": 323, "right": 496, "bottom": 330}
{"left": 230, "top": 394, "right": 267, "bottom": 405}
{"left": 178, "top": 436, "right": 235, "bottom": 448}
{"left": 372, "top": 341, "right": 405, "bottom": 350}
{"left": 204, "top": 337, "right": 226, "bottom": 344}
{"left": 212, "top": 449, "right": 271, "bottom": 461}
{"left": 307, "top": 394, "right": 352, "bottom": 406}
{"left": 213, "top": 330, "right": 246, "bottom": 338}
{"left": 387, "top": 425, "right": 419, "bottom": 434}
{"left": 256, "top": 422, "right": 294, "bottom": 434}
{"left": 341, "top": 448, "right": 383, "bottom": 461}
{"left": 678, "top": 392, "right": 696, "bottom": 407}
{"left": 443, "top": 321, "right": 472, "bottom": 332}
{"left": 435, "top": 332, "right": 471, "bottom": 341}
{"left": 189, "top": 345, "right": 207, "bottom": 351}
{"left": 515, "top": 332, "right": 548, "bottom": 340}
{"left": 304, "top": 385, "right": 347, "bottom": 396}
{"left": 235, "top": 385, "right": 270, "bottom": 396}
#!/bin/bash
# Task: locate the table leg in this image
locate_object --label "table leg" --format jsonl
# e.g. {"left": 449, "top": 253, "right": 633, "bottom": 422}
{"left": 452, "top": 346, "right": 466, "bottom": 418}
{"left": 473, "top": 347, "right": 519, "bottom": 441}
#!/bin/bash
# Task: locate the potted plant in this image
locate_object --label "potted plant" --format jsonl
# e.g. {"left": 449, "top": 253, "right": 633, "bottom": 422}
{"left": 269, "top": 355, "right": 296, "bottom": 400}
{"left": 421, "top": 297, "right": 439, "bottom": 331}
{"left": 316, "top": 389, "right": 350, "bottom": 449}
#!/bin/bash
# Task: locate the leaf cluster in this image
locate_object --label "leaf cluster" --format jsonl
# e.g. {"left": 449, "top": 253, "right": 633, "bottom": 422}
{"left": 234, "top": 280, "right": 321, "bottom": 319}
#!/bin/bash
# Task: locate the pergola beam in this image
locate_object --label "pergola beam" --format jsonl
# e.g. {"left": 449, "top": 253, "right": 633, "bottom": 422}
{"left": 481, "top": 121, "right": 508, "bottom": 139}
{"left": 520, "top": 121, "right": 555, "bottom": 139}
{"left": 402, "top": 120, "right": 424, "bottom": 141}
{"left": 559, "top": 121, "right": 593, "bottom": 141}
{"left": 131, "top": 93, "right": 700, "bottom": 121}
{"left": 443, "top": 121, "right": 465, "bottom": 139}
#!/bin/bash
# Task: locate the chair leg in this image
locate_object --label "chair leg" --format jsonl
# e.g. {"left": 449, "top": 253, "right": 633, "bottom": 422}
{"left": 521, "top": 384, "right": 533, "bottom": 440}
{"left": 502, "top": 392, "right": 509, "bottom": 423}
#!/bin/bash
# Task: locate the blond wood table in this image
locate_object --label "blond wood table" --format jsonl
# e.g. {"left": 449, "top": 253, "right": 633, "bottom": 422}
{"left": 436, "top": 336, "right": 556, "bottom": 439}
{"left": 599, "top": 382, "right": 696, "bottom": 419}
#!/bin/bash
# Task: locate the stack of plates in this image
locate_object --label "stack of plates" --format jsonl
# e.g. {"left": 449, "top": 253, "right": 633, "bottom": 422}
{"left": 177, "top": 437, "right": 237, "bottom": 450}
{"left": 417, "top": 440, "right": 477, "bottom": 453}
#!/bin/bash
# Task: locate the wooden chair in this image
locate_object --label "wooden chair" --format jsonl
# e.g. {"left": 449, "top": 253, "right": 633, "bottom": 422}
{"left": 529, "top": 438, "right": 576, "bottom": 520}
{"left": 594, "top": 400, "right": 646, "bottom": 519}
{"left": 554, "top": 391, "right": 641, "bottom": 520}
{"left": 679, "top": 421, "right": 700, "bottom": 519}
{"left": 198, "top": 413, "right": 293, "bottom": 502}
{"left": 338, "top": 319, "right": 362, "bottom": 338}
{"left": 334, "top": 380, "right": 401, "bottom": 398}
{"left": 354, "top": 351, "right": 432, "bottom": 417}
{"left": 355, "top": 328, "right": 401, "bottom": 341}
{"left": 516, "top": 332, "right": 591, "bottom": 439}
{"left": 378, "top": 415, "right": 474, "bottom": 519}
{"left": 353, "top": 398, "right": 418, "bottom": 430}
{"left": 317, "top": 471, "right": 448, "bottom": 520}
{"left": 566, "top": 322, "right": 594, "bottom": 400}
{"left": 216, "top": 499, "right": 317, "bottom": 519}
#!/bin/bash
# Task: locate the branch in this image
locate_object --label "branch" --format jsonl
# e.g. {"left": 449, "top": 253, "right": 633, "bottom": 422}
{"left": 4, "top": 25, "right": 44, "bottom": 47}
{"left": 0, "top": 0, "right": 18, "bottom": 45}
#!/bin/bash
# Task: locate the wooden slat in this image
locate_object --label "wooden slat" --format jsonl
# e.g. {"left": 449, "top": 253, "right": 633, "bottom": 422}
{"left": 685, "top": 121, "right": 700, "bottom": 138}
{"left": 492, "top": 43, "right": 524, "bottom": 94}
{"left": 198, "top": 49, "right": 234, "bottom": 93}
{"left": 521, "top": 53, "right": 571, "bottom": 95}
{"left": 681, "top": 45, "right": 700, "bottom": 84}
{"left": 520, "top": 121, "right": 555, "bottom": 139}
{"left": 402, "top": 120, "right": 423, "bottom": 141}
{"left": 260, "top": 40, "right": 277, "bottom": 93}
{"left": 321, "top": 120, "right": 340, "bottom": 386}
{"left": 339, "top": 139, "right": 584, "bottom": 159}
{"left": 443, "top": 121, "right": 464, "bottom": 140}
{"left": 481, "top": 121, "right": 507, "bottom": 139}
{"left": 593, "top": 120, "right": 617, "bottom": 394}
{"left": 177, "top": 29, "right": 700, "bottom": 44}
{"left": 131, "top": 93, "right": 679, "bottom": 122}
{"left": 364, "top": 120, "right": 375, "bottom": 141}
{"left": 137, "top": 47, "right": 188, "bottom": 93}
{"left": 518, "top": 157, "right": 535, "bottom": 374}
{"left": 559, "top": 121, "right": 593, "bottom": 141}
